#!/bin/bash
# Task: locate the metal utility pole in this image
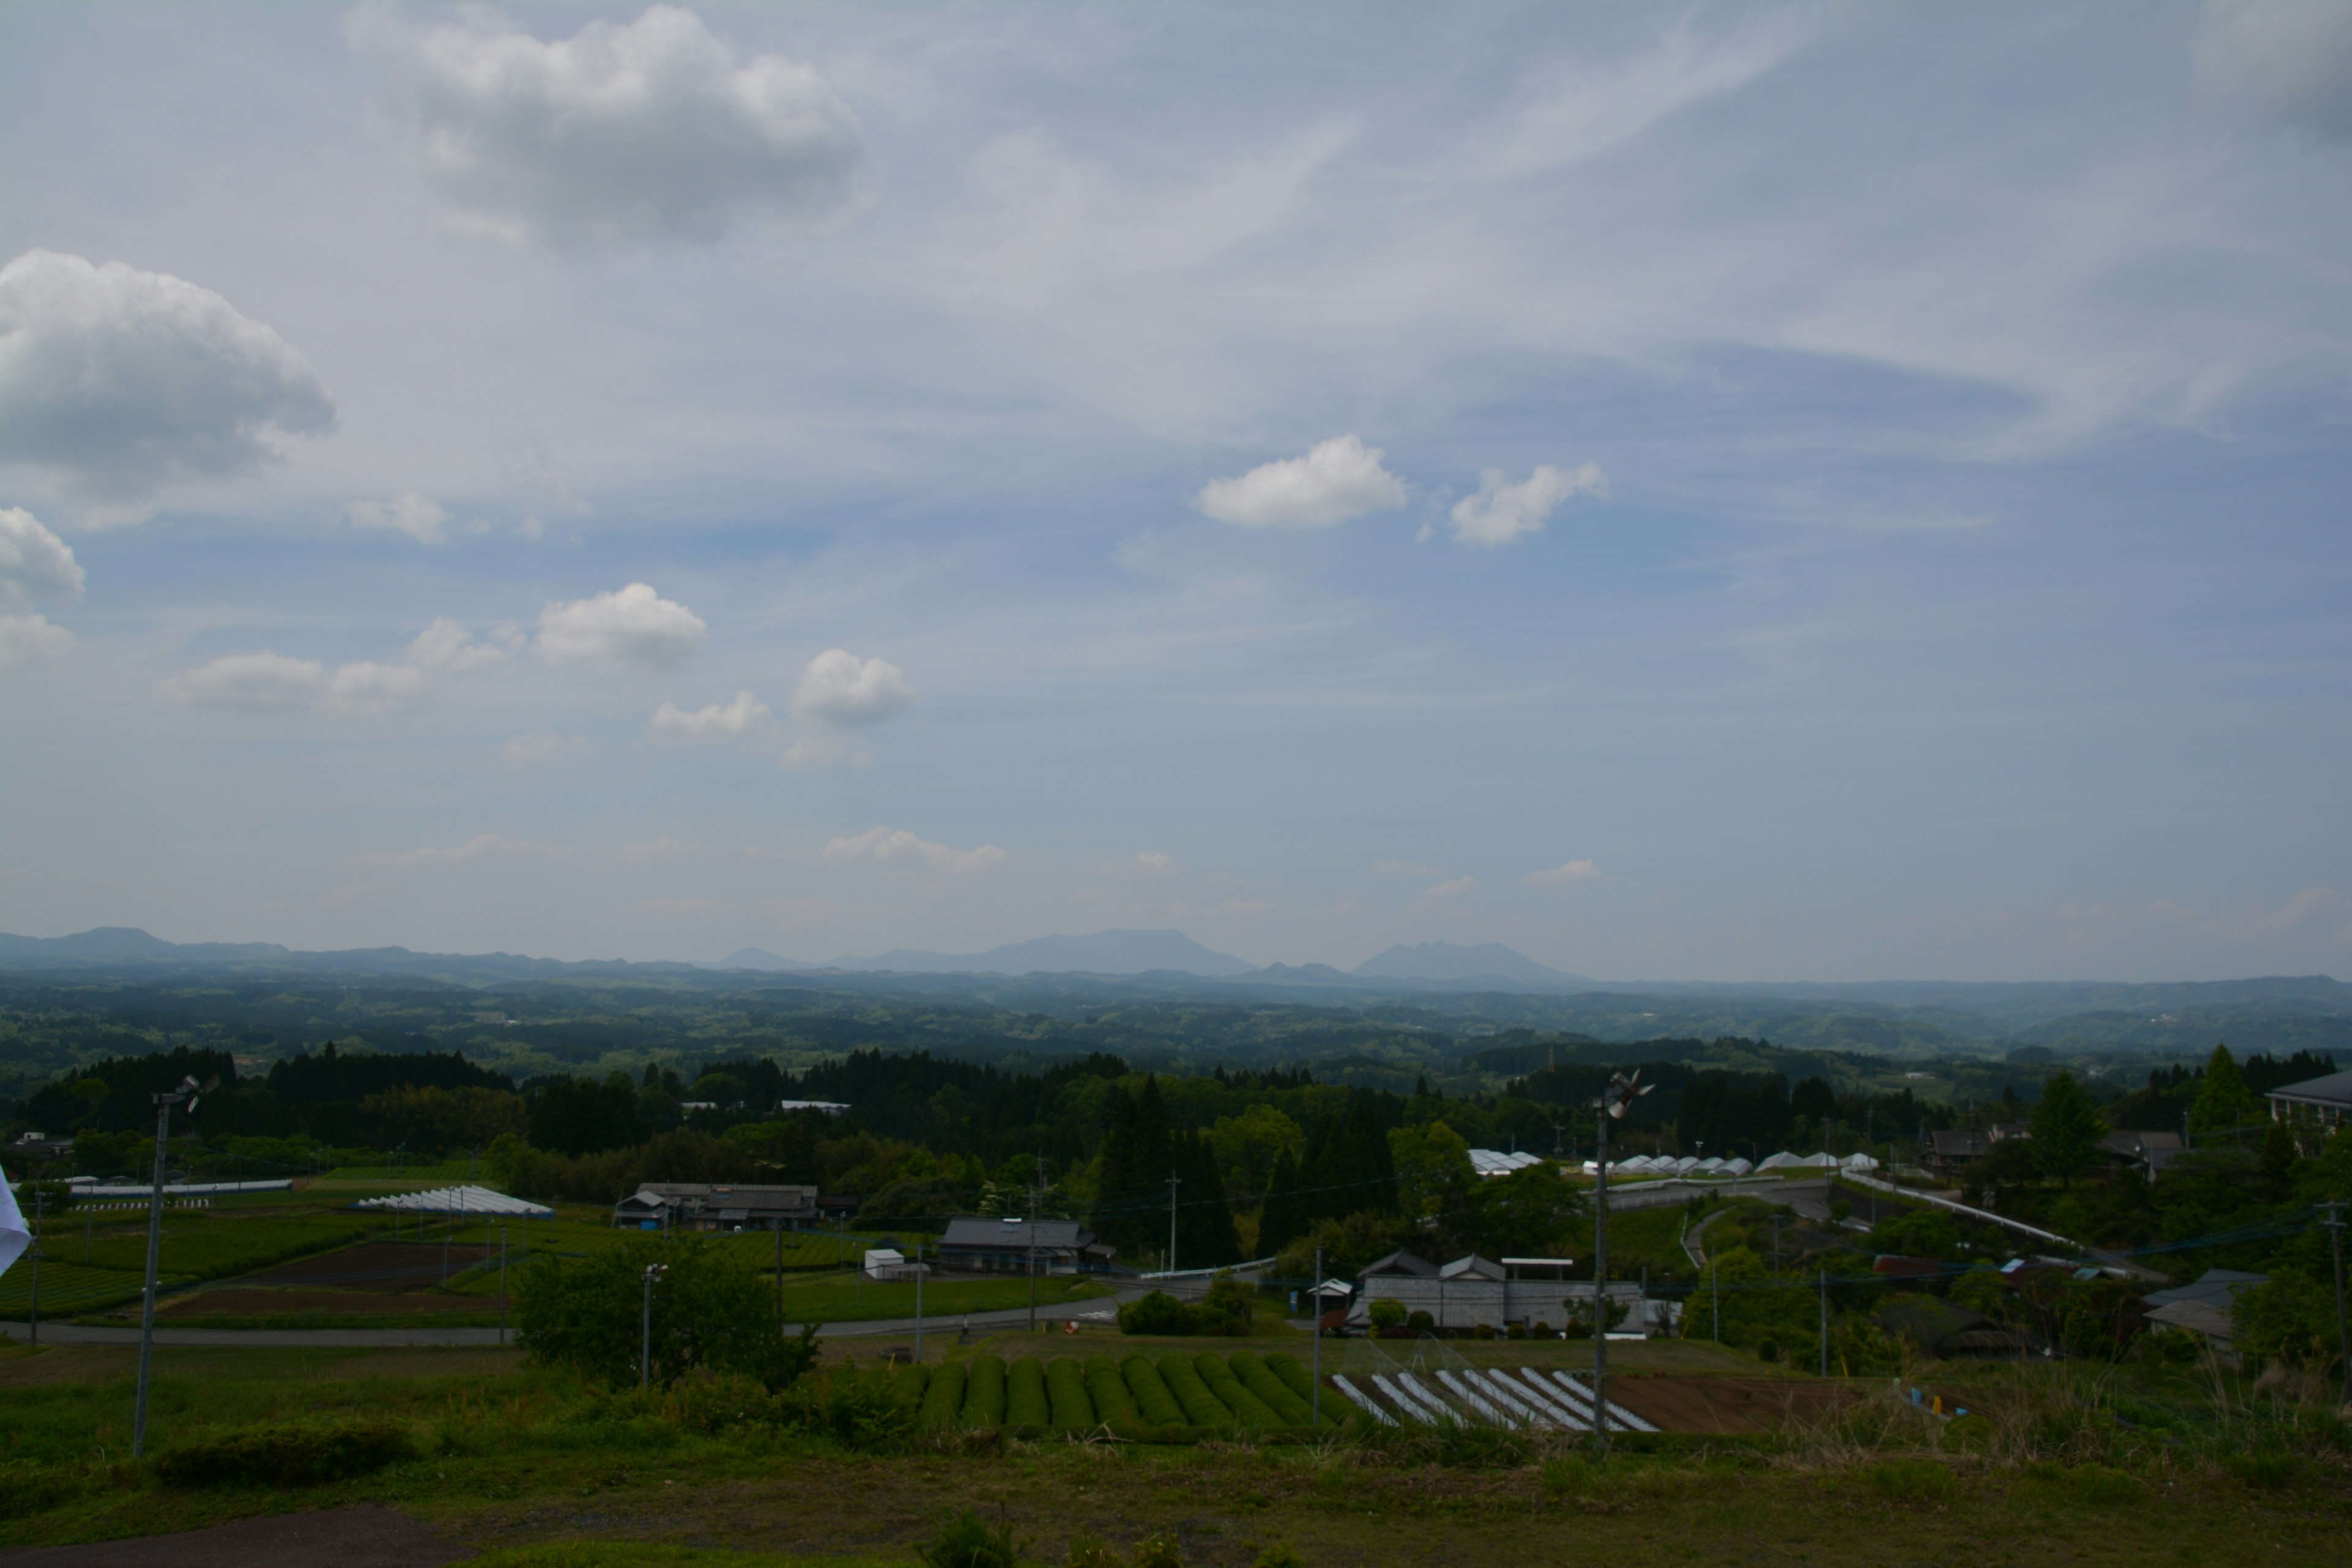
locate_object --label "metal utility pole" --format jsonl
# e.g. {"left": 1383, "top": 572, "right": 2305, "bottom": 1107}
{"left": 1166, "top": 1172, "right": 1180, "bottom": 1275}
{"left": 775, "top": 1219, "right": 785, "bottom": 1327}
{"left": 134, "top": 1074, "right": 209, "bottom": 1460}
{"left": 28, "top": 1185, "right": 43, "bottom": 1346}
{"left": 1590, "top": 1069, "right": 1653, "bottom": 1458}
{"left": 914, "top": 1237, "right": 924, "bottom": 1363}
{"left": 1027, "top": 1168, "right": 1041, "bottom": 1332}
{"left": 1311, "top": 1243, "right": 1324, "bottom": 1427}
{"left": 1819, "top": 1267, "right": 1830, "bottom": 1378}
{"left": 639, "top": 1263, "right": 668, "bottom": 1390}
{"left": 498, "top": 1222, "right": 509, "bottom": 1347}
{"left": 2323, "top": 1200, "right": 2348, "bottom": 1404}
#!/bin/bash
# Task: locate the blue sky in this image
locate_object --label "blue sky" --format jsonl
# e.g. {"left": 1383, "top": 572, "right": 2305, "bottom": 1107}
{"left": 1, "top": 2, "right": 2348, "bottom": 979}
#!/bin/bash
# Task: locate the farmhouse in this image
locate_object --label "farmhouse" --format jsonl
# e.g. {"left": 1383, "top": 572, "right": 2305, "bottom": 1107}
{"left": 935, "top": 1215, "right": 1115, "bottom": 1275}
{"left": 2266, "top": 1068, "right": 2352, "bottom": 1133}
{"left": 1348, "top": 1249, "right": 1668, "bottom": 1335}
{"left": 612, "top": 1182, "right": 821, "bottom": 1231}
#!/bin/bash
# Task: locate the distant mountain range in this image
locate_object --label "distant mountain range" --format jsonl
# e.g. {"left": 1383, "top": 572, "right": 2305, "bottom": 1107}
{"left": 1354, "top": 941, "right": 1589, "bottom": 988}
{"left": 807, "top": 929, "right": 1258, "bottom": 978}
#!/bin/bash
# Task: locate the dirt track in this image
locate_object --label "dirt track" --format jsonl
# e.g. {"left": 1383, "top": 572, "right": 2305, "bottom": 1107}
{"left": 0, "top": 1507, "right": 470, "bottom": 1567}
{"left": 160, "top": 1289, "right": 499, "bottom": 1317}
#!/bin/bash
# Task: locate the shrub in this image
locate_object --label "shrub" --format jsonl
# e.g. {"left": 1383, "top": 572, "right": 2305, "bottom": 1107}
{"left": 1119, "top": 1291, "right": 1199, "bottom": 1336}
{"left": 1472, "top": 1323, "right": 1496, "bottom": 1341}
{"left": 1085, "top": 1354, "right": 1138, "bottom": 1423}
{"left": 1120, "top": 1354, "right": 1188, "bottom": 1427}
{"left": 1194, "top": 1354, "right": 1281, "bottom": 1430}
{"left": 1252, "top": 1546, "right": 1306, "bottom": 1568}
{"left": 1157, "top": 1353, "right": 1237, "bottom": 1427}
{"left": 1006, "top": 1357, "right": 1052, "bottom": 1427}
{"left": 1862, "top": 1459, "right": 1956, "bottom": 1503}
{"left": 1132, "top": 1534, "right": 1184, "bottom": 1568}
{"left": 1406, "top": 1310, "right": 1435, "bottom": 1332}
{"left": 961, "top": 1356, "right": 1009, "bottom": 1428}
{"left": 1196, "top": 1275, "right": 1256, "bottom": 1336}
{"left": 1046, "top": 1357, "right": 1096, "bottom": 1427}
{"left": 153, "top": 1421, "right": 413, "bottom": 1488}
{"left": 922, "top": 1510, "right": 1025, "bottom": 1568}
{"left": 1260, "top": 1352, "right": 1318, "bottom": 1405}
{"left": 1067, "top": 1536, "right": 1123, "bottom": 1568}
{"left": 1531, "top": 1321, "right": 1553, "bottom": 1337}
{"left": 791, "top": 1368, "right": 915, "bottom": 1451}
{"left": 1755, "top": 1338, "right": 1780, "bottom": 1363}
{"left": 919, "top": 1361, "right": 968, "bottom": 1427}
{"left": 1229, "top": 1351, "right": 1317, "bottom": 1426}
{"left": 1366, "top": 1298, "right": 1407, "bottom": 1330}
{"left": 1506, "top": 1322, "right": 1526, "bottom": 1340}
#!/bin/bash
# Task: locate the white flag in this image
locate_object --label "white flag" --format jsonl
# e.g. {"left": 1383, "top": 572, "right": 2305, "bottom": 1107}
{"left": 0, "top": 1164, "right": 28, "bottom": 1278}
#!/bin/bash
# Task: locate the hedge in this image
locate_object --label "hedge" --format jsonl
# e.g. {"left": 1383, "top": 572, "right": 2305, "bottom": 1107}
{"left": 1194, "top": 1354, "right": 1281, "bottom": 1430}
{"left": 1119, "top": 1354, "right": 1188, "bottom": 1427}
{"left": 960, "top": 1355, "right": 1008, "bottom": 1428}
{"left": 1006, "top": 1357, "right": 1052, "bottom": 1427}
{"left": 153, "top": 1421, "right": 414, "bottom": 1488}
{"left": 1228, "top": 1351, "right": 1325, "bottom": 1427}
{"left": 1047, "top": 1356, "right": 1096, "bottom": 1427}
{"left": 1156, "top": 1352, "right": 1237, "bottom": 1428}
{"left": 891, "top": 1362, "right": 932, "bottom": 1408}
{"left": 1087, "top": 1355, "right": 1140, "bottom": 1423}
{"left": 919, "top": 1361, "right": 967, "bottom": 1427}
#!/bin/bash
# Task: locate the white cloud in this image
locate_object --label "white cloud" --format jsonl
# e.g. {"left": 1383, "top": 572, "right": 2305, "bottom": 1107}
{"left": 650, "top": 689, "right": 772, "bottom": 742}
{"left": 1443, "top": 462, "right": 1607, "bottom": 548}
{"left": 0, "top": 508, "right": 85, "bottom": 609}
{"left": 1424, "top": 876, "right": 1474, "bottom": 899}
{"left": 1194, "top": 434, "right": 1407, "bottom": 530}
{"left": 2254, "top": 886, "right": 2336, "bottom": 932}
{"left": 616, "top": 835, "right": 698, "bottom": 863}
{"left": 347, "top": 833, "right": 573, "bottom": 871}
{"left": 2199, "top": 0, "right": 2352, "bottom": 139}
{"left": 157, "top": 651, "right": 424, "bottom": 715}
{"left": 505, "top": 731, "right": 582, "bottom": 763}
{"left": 0, "top": 251, "right": 334, "bottom": 510}
{"left": 0, "top": 614, "right": 70, "bottom": 670}
{"left": 823, "top": 825, "right": 1006, "bottom": 875}
{"left": 405, "top": 617, "right": 507, "bottom": 673}
{"left": 1133, "top": 851, "right": 1176, "bottom": 873}
{"left": 780, "top": 733, "right": 853, "bottom": 769}
{"left": 349, "top": 492, "right": 451, "bottom": 544}
{"left": 791, "top": 648, "right": 914, "bottom": 729}
{"left": 368, "top": 4, "right": 864, "bottom": 248}
{"left": 1525, "top": 859, "right": 1601, "bottom": 887}
{"left": 537, "top": 582, "right": 706, "bottom": 671}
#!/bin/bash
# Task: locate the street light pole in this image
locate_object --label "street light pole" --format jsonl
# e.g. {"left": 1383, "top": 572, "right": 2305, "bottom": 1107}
{"left": 134, "top": 1074, "right": 210, "bottom": 1459}
{"left": 640, "top": 1264, "right": 668, "bottom": 1391}
{"left": 1589, "top": 1069, "right": 1652, "bottom": 1459}
{"left": 1311, "top": 1243, "right": 1323, "bottom": 1428}
{"left": 2323, "top": 1200, "right": 2348, "bottom": 1405}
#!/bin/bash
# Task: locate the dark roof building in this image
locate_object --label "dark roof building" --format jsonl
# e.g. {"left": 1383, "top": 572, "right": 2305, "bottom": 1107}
{"left": 2266, "top": 1069, "right": 2352, "bottom": 1131}
{"left": 2142, "top": 1268, "right": 2267, "bottom": 1354}
{"left": 1927, "top": 1129, "right": 1990, "bottom": 1178}
{"left": 935, "top": 1215, "right": 1114, "bottom": 1275}
{"left": 1874, "top": 1295, "right": 2029, "bottom": 1359}
{"left": 2100, "top": 1129, "right": 2185, "bottom": 1177}
{"left": 613, "top": 1182, "right": 819, "bottom": 1231}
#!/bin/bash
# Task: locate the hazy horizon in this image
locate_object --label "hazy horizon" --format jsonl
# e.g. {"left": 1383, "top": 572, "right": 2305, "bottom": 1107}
{"left": 2, "top": 4, "right": 2348, "bottom": 983}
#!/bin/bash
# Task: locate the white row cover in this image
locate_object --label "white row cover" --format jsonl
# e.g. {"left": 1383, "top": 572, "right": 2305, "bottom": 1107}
{"left": 1466, "top": 1148, "right": 1545, "bottom": 1176}
{"left": 1581, "top": 1150, "right": 1881, "bottom": 1178}
{"left": 353, "top": 1184, "right": 553, "bottom": 1217}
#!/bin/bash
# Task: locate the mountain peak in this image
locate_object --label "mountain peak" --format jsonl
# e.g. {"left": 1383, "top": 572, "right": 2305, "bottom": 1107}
{"left": 1351, "top": 940, "right": 1585, "bottom": 989}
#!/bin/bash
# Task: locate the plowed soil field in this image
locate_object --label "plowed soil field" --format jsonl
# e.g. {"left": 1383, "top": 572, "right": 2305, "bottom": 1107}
{"left": 1604, "top": 1372, "right": 1856, "bottom": 1432}
{"left": 242, "top": 1244, "right": 491, "bottom": 1292}
{"left": 158, "top": 1289, "right": 498, "bottom": 1317}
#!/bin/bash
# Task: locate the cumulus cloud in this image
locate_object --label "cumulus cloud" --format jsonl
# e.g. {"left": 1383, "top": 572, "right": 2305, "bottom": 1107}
{"left": 1133, "top": 851, "right": 1176, "bottom": 873}
{"left": 2254, "top": 886, "right": 2336, "bottom": 931}
{"left": 537, "top": 582, "right": 706, "bottom": 671}
{"left": 1194, "top": 434, "right": 1408, "bottom": 530}
{"left": 505, "top": 731, "right": 582, "bottom": 763}
{"left": 158, "top": 651, "right": 424, "bottom": 715}
{"left": 823, "top": 825, "right": 1006, "bottom": 875}
{"left": 1525, "top": 859, "right": 1601, "bottom": 887}
{"left": 347, "top": 833, "right": 572, "bottom": 871}
{"left": 0, "top": 251, "right": 334, "bottom": 510}
{"left": 405, "top": 617, "right": 507, "bottom": 673}
{"left": 368, "top": 4, "right": 864, "bottom": 247}
{"left": 2199, "top": 0, "right": 2352, "bottom": 139}
{"left": 650, "top": 688, "right": 772, "bottom": 741}
{"left": 791, "top": 649, "right": 914, "bottom": 729}
{"left": 616, "top": 835, "right": 698, "bottom": 863}
{"left": 349, "top": 492, "right": 451, "bottom": 544}
{"left": 1424, "top": 876, "right": 1474, "bottom": 899}
{"left": 0, "top": 508, "right": 85, "bottom": 609}
{"left": 0, "top": 614, "right": 70, "bottom": 670}
{"left": 1442, "top": 462, "right": 1607, "bottom": 547}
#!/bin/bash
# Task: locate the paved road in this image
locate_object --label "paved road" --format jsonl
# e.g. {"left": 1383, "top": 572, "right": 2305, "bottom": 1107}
{"left": 0, "top": 1292, "right": 1139, "bottom": 1349}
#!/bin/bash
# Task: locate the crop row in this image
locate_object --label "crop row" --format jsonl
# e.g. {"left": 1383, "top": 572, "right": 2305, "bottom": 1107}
{"left": 900, "top": 1349, "right": 1341, "bottom": 1432}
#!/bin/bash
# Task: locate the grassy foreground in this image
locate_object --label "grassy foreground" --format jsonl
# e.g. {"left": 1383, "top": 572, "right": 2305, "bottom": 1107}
{"left": 0, "top": 1331, "right": 2344, "bottom": 1567}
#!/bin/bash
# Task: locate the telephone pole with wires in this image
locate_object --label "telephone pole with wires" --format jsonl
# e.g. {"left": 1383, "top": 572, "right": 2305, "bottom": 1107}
{"left": 1589, "top": 1069, "right": 1652, "bottom": 1458}
{"left": 1166, "top": 1172, "right": 1180, "bottom": 1275}
{"left": 2322, "top": 1200, "right": 2348, "bottom": 1404}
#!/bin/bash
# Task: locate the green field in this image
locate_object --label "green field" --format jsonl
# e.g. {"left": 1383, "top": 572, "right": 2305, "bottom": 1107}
{"left": 0, "top": 1330, "right": 2340, "bottom": 1566}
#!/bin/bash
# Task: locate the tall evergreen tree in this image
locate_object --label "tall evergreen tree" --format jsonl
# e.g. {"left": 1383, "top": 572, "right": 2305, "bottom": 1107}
{"left": 1176, "top": 1128, "right": 1243, "bottom": 1267}
{"left": 2028, "top": 1070, "right": 2106, "bottom": 1185}
{"left": 1088, "top": 1076, "right": 1175, "bottom": 1264}
{"left": 2188, "top": 1044, "right": 2260, "bottom": 1139}
{"left": 1256, "top": 1146, "right": 1304, "bottom": 1259}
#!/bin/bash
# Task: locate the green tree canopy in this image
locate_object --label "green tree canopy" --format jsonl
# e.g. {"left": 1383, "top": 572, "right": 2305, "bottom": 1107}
{"left": 2027, "top": 1071, "right": 2106, "bottom": 1183}
{"left": 512, "top": 1235, "right": 818, "bottom": 1392}
{"left": 2188, "top": 1044, "right": 2261, "bottom": 1139}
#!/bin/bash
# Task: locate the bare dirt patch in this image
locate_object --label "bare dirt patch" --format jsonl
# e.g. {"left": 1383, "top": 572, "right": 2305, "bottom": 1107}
{"left": 1604, "top": 1373, "right": 1856, "bottom": 1433}
{"left": 0, "top": 1505, "right": 470, "bottom": 1567}
{"left": 241, "top": 1245, "right": 492, "bottom": 1293}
